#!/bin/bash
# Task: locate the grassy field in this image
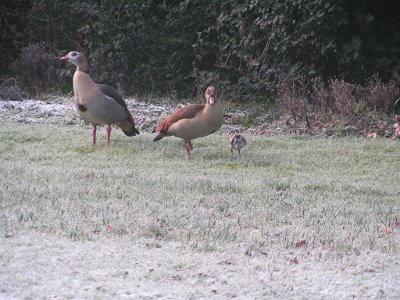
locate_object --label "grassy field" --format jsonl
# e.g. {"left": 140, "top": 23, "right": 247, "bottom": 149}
{"left": 1, "top": 121, "right": 399, "bottom": 298}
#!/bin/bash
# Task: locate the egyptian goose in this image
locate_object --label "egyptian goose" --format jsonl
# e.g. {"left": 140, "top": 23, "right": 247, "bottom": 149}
{"left": 59, "top": 51, "right": 139, "bottom": 145}
{"left": 229, "top": 133, "right": 247, "bottom": 155}
{"left": 153, "top": 86, "right": 224, "bottom": 159}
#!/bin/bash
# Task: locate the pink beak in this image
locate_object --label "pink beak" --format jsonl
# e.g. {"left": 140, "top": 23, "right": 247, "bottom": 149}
{"left": 208, "top": 97, "right": 215, "bottom": 105}
{"left": 59, "top": 55, "right": 69, "bottom": 61}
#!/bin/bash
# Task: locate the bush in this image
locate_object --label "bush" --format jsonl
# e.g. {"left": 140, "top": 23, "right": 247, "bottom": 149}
{"left": 0, "top": 79, "right": 23, "bottom": 101}
{"left": 10, "top": 42, "right": 66, "bottom": 99}
{"left": 311, "top": 77, "right": 331, "bottom": 117}
{"left": 363, "top": 74, "right": 400, "bottom": 114}
{"left": 277, "top": 76, "right": 310, "bottom": 128}
{"left": 329, "top": 79, "right": 356, "bottom": 123}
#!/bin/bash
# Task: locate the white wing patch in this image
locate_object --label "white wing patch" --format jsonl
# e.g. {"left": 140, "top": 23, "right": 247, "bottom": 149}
{"left": 104, "top": 95, "right": 116, "bottom": 102}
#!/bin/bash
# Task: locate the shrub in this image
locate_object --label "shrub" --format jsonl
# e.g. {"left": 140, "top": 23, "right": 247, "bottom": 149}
{"left": 329, "top": 79, "right": 356, "bottom": 123}
{"left": 277, "top": 76, "right": 310, "bottom": 128}
{"left": 311, "top": 77, "right": 331, "bottom": 116}
{"left": 363, "top": 74, "right": 400, "bottom": 114}
{"left": 0, "top": 79, "right": 23, "bottom": 101}
{"left": 10, "top": 42, "right": 65, "bottom": 99}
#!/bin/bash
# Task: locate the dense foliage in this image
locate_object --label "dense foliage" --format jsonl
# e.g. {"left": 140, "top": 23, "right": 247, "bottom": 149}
{"left": 1, "top": 0, "right": 400, "bottom": 104}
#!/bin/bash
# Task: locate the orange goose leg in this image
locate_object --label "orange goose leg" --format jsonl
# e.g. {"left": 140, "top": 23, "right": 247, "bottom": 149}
{"left": 92, "top": 125, "right": 97, "bottom": 145}
{"left": 107, "top": 125, "right": 112, "bottom": 145}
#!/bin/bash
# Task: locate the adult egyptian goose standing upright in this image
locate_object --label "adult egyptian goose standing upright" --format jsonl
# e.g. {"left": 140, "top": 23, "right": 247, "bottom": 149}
{"left": 153, "top": 86, "right": 224, "bottom": 159}
{"left": 59, "top": 51, "right": 139, "bottom": 145}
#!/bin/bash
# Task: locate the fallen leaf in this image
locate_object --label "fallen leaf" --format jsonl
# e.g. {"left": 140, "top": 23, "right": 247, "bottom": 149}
{"left": 224, "top": 292, "right": 238, "bottom": 298}
{"left": 197, "top": 272, "right": 208, "bottom": 278}
{"left": 295, "top": 240, "right": 307, "bottom": 248}
{"left": 386, "top": 228, "right": 392, "bottom": 235}
{"left": 172, "top": 275, "right": 182, "bottom": 281}
{"left": 106, "top": 224, "right": 113, "bottom": 231}
{"left": 217, "top": 260, "right": 233, "bottom": 265}
{"left": 364, "top": 269, "right": 376, "bottom": 273}
{"left": 96, "top": 284, "right": 106, "bottom": 290}
{"left": 290, "top": 257, "right": 299, "bottom": 264}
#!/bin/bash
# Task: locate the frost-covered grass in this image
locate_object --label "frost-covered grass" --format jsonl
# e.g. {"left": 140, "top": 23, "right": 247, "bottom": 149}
{"left": 0, "top": 122, "right": 399, "bottom": 298}
{"left": 1, "top": 122, "right": 399, "bottom": 255}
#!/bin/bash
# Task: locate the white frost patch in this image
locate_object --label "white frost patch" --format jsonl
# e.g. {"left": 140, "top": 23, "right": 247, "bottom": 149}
{"left": 0, "top": 233, "right": 399, "bottom": 299}
{"left": 1, "top": 97, "right": 278, "bottom": 134}
{"left": 0, "top": 99, "right": 73, "bottom": 115}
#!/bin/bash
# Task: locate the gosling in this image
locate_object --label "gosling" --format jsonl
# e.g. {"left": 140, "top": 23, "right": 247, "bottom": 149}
{"left": 229, "top": 133, "right": 247, "bottom": 155}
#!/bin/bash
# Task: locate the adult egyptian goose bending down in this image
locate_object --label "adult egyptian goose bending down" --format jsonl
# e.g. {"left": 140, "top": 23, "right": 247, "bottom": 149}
{"left": 59, "top": 51, "right": 139, "bottom": 145}
{"left": 153, "top": 86, "right": 224, "bottom": 159}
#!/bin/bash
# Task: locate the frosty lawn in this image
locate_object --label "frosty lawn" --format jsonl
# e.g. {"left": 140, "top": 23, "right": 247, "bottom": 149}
{"left": 0, "top": 121, "right": 399, "bottom": 299}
